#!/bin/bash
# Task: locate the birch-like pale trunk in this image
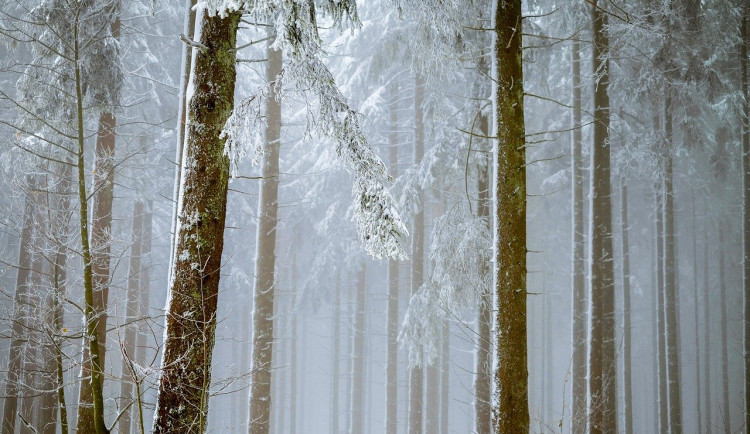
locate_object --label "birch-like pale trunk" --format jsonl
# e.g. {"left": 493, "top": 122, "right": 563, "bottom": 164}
{"left": 247, "top": 36, "right": 282, "bottom": 434}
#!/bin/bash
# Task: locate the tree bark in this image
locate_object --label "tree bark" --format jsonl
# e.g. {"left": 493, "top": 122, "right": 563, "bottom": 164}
{"left": 152, "top": 10, "right": 240, "bottom": 433}
{"left": 440, "top": 318, "right": 449, "bottom": 434}
{"left": 620, "top": 177, "right": 633, "bottom": 434}
{"left": 741, "top": 4, "right": 750, "bottom": 430}
{"left": 703, "top": 231, "right": 712, "bottom": 434}
{"left": 119, "top": 200, "right": 144, "bottom": 434}
{"left": 493, "top": 1, "right": 529, "bottom": 432}
{"left": 588, "top": 2, "right": 617, "bottom": 432}
{"left": 570, "top": 35, "right": 587, "bottom": 434}
{"left": 719, "top": 219, "right": 731, "bottom": 433}
{"left": 657, "top": 185, "right": 669, "bottom": 434}
{"left": 386, "top": 81, "right": 400, "bottom": 434}
{"left": 331, "top": 272, "right": 341, "bottom": 434}
{"left": 350, "top": 263, "right": 367, "bottom": 434}
{"left": 691, "top": 191, "right": 702, "bottom": 433}
{"left": 409, "top": 74, "right": 425, "bottom": 434}
{"left": 247, "top": 35, "right": 282, "bottom": 434}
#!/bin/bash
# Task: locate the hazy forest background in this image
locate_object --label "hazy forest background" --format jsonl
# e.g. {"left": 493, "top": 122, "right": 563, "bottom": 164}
{"left": 0, "top": 0, "right": 747, "bottom": 433}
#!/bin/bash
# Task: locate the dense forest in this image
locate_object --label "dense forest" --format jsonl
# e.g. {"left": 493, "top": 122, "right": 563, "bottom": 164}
{"left": 0, "top": 0, "right": 747, "bottom": 433}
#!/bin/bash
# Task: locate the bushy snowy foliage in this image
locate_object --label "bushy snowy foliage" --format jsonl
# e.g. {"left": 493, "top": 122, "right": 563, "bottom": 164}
{"left": 213, "top": 0, "right": 408, "bottom": 259}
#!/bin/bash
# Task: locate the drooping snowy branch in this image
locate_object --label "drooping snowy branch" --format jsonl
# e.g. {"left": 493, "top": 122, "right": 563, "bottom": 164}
{"left": 211, "top": 0, "right": 408, "bottom": 259}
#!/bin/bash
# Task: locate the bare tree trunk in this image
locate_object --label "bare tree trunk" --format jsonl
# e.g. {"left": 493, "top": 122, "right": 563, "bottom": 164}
{"left": 247, "top": 36, "right": 282, "bottom": 434}
{"left": 691, "top": 191, "right": 702, "bottom": 433}
{"left": 475, "top": 110, "right": 491, "bottom": 434}
{"left": 570, "top": 35, "right": 587, "bottom": 434}
{"left": 493, "top": 1, "right": 528, "bottom": 432}
{"left": 663, "top": 94, "right": 683, "bottom": 434}
{"left": 331, "top": 272, "right": 341, "bottom": 434}
{"left": 135, "top": 200, "right": 152, "bottom": 373}
{"left": 77, "top": 5, "right": 120, "bottom": 431}
{"left": 409, "top": 74, "right": 425, "bottom": 434}
{"left": 289, "top": 250, "right": 297, "bottom": 434}
{"left": 657, "top": 186, "right": 669, "bottom": 434}
{"left": 703, "top": 231, "right": 712, "bottom": 434}
{"left": 440, "top": 318, "right": 449, "bottom": 434}
{"left": 152, "top": 10, "right": 240, "bottom": 433}
{"left": 620, "top": 177, "right": 633, "bottom": 434}
{"left": 719, "top": 219, "right": 731, "bottom": 433}
{"left": 119, "top": 200, "right": 144, "bottom": 434}
{"left": 741, "top": 4, "right": 750, "bottom": 429}
{"left": 2, "top": 177, "right": 37, "bottom": 433}
{"left": 588, "top": 2, "right": 617, "bottom": 433}
{"left": 350, "top": 263, "right": 367, "bottom": 434}
{"left": 385, "top": 80, "right": 400, "bottom": 434}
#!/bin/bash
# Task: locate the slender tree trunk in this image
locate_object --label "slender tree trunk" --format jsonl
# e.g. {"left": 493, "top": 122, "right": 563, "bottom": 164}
{"left": 119, "top": 200, "right": 144, "bottom": 434}
{"left": 169, "top": 0, "right": 198, "bottom": 285}
{"left": 77, "top": 5, "right": 121, "bottom": 429}
{"left": 663, "top": 94, "right": 683, "bottom": 434}
{"left": 719, "top": 220, "right": 731, "bottom": 433}
{"left": 703, "top": 231, "right": 712, "bottom": 434}
{"left": 741, "top": 4, "right": 750, "bottom": 429}
{"left": 652, "top": 230, "right": 660, "bottom": 434}
{"left": 440, "top": 318, "right": 449, "bottom": 434}
{"left": 620, "top": 177, "right": 633, "bottom": 434}
{"left": 409, "top": 75, "right": 425, "bottom": 434}
{"left": 691, "top": 192, "right": 702, "bottom": 433}
{"left": 350, "top": 263, "right": 367, "bottom": 434}
{"left": 331, "top": 272, "right": 341, "bottom": 434}
{"left": 570, "top": 36, "right": 587, "bottom": 434}
{"left": 475, "top": 111, "right": 491, "bottom": 434}
{"left": 152, "top": 10, "right": 240, "bottom": 433}
{"left": 657, "top": 186, "right": 669, "bottom": 434}
{"left": 135, "top": 201, "right": 152, "bottom": 369}
{"left": 493, "top": 1, "right": 528, "bottom": 432}
{"left": 2, "top": 177, "right": 37, "bottom": 434}
{"left": 239, "top": 302, "right": 250, "bottom": 433}
{"left": 247, "top": 36, "right": 282, "bottom": 434}
{"left": 289, "top": 251, "right": 297, "bottom": 434}
{"left": 386, "top": 79, "right": 399, "bottom": 434}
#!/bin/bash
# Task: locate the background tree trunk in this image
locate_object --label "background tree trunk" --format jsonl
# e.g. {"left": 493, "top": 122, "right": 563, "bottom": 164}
{"left": 657, "top": 186, "right": 669, "bottom": 434}
{"left": 719, "top": 219, "right": 731, "bottom": 433}
{"left": 247, "top": 35, "right": 282, "bottom": 434}
{"left": 620, "top": 177, "right": 633, "bottom": 434}
{"left": 331, "top": 272, "right": 340, "bottom": 434}
{"left": 493, "top": 1, "right": 529, "bottom": 432}
{"left": 152, "top": 10, "right": 240, "bottom": 433}
{"left": 350, "top": 263, "right": 367, "bottom": 434}
{"left": 741, "top": 4, "right": 750, "bottom": 429}
{"left": 386, "top": 80, "right": 400, "bottom": 434}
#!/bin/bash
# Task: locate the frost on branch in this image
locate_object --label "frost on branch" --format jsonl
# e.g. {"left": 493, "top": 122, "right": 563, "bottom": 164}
{"left": 216, "top": 0, "right": 408, "bottom": 259}
{"left": 222, "top": 94, "right": 265, "bottom": 175}
{"left": 398, "top": 284, "right": 444, "bottom": 368}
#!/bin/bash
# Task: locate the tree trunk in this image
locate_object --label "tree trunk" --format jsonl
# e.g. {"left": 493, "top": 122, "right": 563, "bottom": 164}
{"left": 588, "top": 2, "right": 617, "bottom": 432}
{"left": 475, "top": 110, "right": 491, "bottom": 434}
{"left": 409, "top": 74, "right": 425, "bottom": 434}
{"left": 386, "top": 80, "right": 400, "bottom": 434}
{"left": 135, "top": 200, "right": 152, "bottom": 371}
{"left": 493, "top": 1, "right": 529, "bottom": 432}
{"left": 657, "top": 186, "right": 669, "bottom": 434}
{"left": 620, "top": 177, "right": 633, "bottom": 434}
{"left": 719, "top": 220, "right": 731, "bottom": 433}
{"left": 247, "top": 35, "right": 282, "bottom": 434}
{"left": 331, "top": 272, "right": 341, "bottom": 434}
{"left": 289, "top": 251, "right": 297, "bottom": 434}
{"left": 741, "top": 4, "right": 750, "bottom": 430}
{"left": 152, "top": 10, "right": 240, "bottom": 433}
{"left": 570, "top": 35, "right": 587, "bottom": 434}
{"left": 77, "top": 5, "right": 120, "bottom": 430}
{"left": 691, "top": 192, "right": 702, "bottom": 433}
{"left": 703, "top": 231, "right": 712, "bottom": 434}
{"left": 440, "top": 318, "right": 449, "bottom": 434}
{"left": 350, "top": 263, "right": 367, "bottom": 434}
{"left": 119, "top": 200, "right": 144, "bottom": 434}
{"left": 663, "top": 94, "right": 683, "bottom": 434}
{"left": 169, "top": 0, "right": 198, "bottom": 285}
{"left": 2, "top": 177, "right": 38, "bottom": 434}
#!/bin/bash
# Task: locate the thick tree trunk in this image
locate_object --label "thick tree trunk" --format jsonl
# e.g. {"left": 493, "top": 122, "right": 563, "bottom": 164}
{"left": 588, "top": 2, "right": 616, "bottom": 432}
{"left": 493, "top": 1, "right": 528, "bottom": 432}
{"left": 152, "top": 10, "right": 240, "bottom": 433}
{"left": 620, "top": 177, "right": 633, "bottom": 434}
{"left": 570, "top": 36, "right": 587, "bottom": 434}
{"left": 386, "top": 80, "right": 399, "bottom": 434}
{"left": 2, "top": 177, "right": 37, "bottom": 434}
{"left": 331, "top": 272, "right": 341, "bottom": 434}
{"left": 663, "top": 94, "right": 683, "bottom": 434}
{"left": 119, "top": 200, "right": 144, "bottom": 434}
{"left": 247, "top": 36, "right": 282, "bottom": 434}
{"left": 350, "top": 263, "right": 367, "bottom": 434}
{"left": 409, "top": 75, "right": 425, "bottom": 434}
{"left": 475, "top": 110, "right": 492, "bottom": 434}
{"left": 719, "top": 220, "right": 731, "bottom": 433}
{"left": 78, "top": 6, "right": 120, "bottom": 431}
